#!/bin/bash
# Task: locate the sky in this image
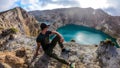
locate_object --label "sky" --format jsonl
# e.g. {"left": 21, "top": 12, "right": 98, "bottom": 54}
{"left": 0, "top": 0, "right": 120, "bottom": 16}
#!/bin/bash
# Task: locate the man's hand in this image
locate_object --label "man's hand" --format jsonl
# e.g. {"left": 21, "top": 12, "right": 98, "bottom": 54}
{"left": 30, "top": 52, "right": 38, "bottom": 64}
{"left": 60, "top": 37, "right": 64, "bottom": 43}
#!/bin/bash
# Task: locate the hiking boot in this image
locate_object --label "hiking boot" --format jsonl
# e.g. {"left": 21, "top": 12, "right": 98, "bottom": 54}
{"left": 70, "top": 62, "right": 76, "bottom": 68}
{"left": 62, "top": 48, "right": 70, "bottom": 53}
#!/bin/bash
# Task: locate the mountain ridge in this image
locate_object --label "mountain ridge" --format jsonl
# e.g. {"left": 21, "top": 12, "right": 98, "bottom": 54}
{"left": 29, "top": 7, "right": 120, "bottom": 39}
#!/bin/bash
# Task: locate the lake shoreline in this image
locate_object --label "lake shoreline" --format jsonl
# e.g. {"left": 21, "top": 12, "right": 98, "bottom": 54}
{"left": 56, "top": 24, "right": 119, "bottom": 47}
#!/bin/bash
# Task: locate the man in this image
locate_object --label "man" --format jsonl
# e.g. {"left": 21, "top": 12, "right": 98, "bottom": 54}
{"left": 35, "top": 23, "right": 75, "bottom": 68}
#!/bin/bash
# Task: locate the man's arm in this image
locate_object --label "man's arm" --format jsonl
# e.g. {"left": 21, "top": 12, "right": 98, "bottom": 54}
{"left": 31, "top": 42, "right": 41, "bottom": 63}
{"left": 35, "top": 42, "right": 41, "bottom": 56}
{"left": 51, "top": 31, "right": 64, "bottom": 42}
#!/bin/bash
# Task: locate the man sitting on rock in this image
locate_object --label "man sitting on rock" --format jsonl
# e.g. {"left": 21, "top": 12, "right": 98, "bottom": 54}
{"left": 35, "top": 23, "right": 75, "bottom": 68}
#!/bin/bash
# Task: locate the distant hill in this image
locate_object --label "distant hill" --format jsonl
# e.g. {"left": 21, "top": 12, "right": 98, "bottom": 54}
{"left": 29, "top": 7, "right": 120, "bottom": 38}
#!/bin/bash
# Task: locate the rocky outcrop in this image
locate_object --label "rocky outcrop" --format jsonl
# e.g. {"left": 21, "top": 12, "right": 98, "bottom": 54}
{"left": 0, "top": 34, "right": 100, "bottom": 68}
{"left": 0, "top": 28, "right": 17, "bottom": 50}
{"left": 117, "top": 38, "right": 120, "bottom": 46}
{"left": 29, "top": 7, "right": 120, "bottom": 38}
{"left": 31, "top": 42, "right": 99, "bottom": 68}
{"left": 0, "top": 34, "right": 120, "bottom": 68}
{"left": 0, "top": 35, "right": 36, "bottom": 68}
{"left": 0, "top": 7, "right": 40, "bottom": 36}
{"left": 0, "top": 7, "right": 40, "bottom": 51}
{"left": 96, "top": 39, "right": 120, "bottom": 68}
{"left": 0, "top": 51, "right": 25, "bottom": 68}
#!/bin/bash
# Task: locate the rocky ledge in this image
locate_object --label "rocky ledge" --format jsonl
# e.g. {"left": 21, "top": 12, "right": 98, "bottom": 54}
{"left": 0, "top": 35, "right": 99, "bottom": 68}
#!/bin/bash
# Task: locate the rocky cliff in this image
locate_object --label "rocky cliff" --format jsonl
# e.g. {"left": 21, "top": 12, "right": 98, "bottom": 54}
{"left": 0, "top": 34, "right": 100, "bottom": 68}
{"left": 29, "top": 7, "right": 120, "bottom": 38}
{"left": 0, "top": 34, "right": 120, "bottom": 68}
{"left": 0, "top": 7, "right": 40, "bottom": 36}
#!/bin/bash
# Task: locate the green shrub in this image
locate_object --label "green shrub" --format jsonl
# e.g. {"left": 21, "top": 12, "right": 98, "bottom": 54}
{"left": 10, "top": 27, "right": 18, "bottom": 33}
{"left": 104, "top": 39, "right": 115, "bottom": 46}
{"left": 104, "top": 39, "right": 112, "bottom": 43}
{"left": 70, "top": 39, "right": 76, "bottom": 42}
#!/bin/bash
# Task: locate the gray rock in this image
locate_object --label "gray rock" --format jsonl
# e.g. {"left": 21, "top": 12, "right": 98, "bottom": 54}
{"left": 96, "top": 40, "right": 120, "bottom": 68}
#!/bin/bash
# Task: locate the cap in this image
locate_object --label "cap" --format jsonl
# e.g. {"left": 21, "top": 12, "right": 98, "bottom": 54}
{"left": 40, "top": 23, "right": 50, "bottom": 30}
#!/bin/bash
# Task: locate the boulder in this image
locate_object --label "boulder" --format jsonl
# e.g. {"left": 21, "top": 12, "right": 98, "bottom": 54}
{"left": 96, "top": 40, "right": 120, "bottom": 68}
{"left": 5, "top": 55, "right": 25, "bottom": 68}
{"left": 16, "top": 47, "right": 26, "bottom": 58}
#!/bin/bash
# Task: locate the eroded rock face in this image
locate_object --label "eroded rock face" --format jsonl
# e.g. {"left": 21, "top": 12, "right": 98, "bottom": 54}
{"left": 0, "top": 51, "right": 25, "bottom": 68}
{"left": 5, "top": 55, "right": 25, "bottom": 67}
{"left": 0, "top": 7, "right": 40, "bottom": 36}
{"left": 0, "top": 28, "right": 16, "bottom": 50}
{"left": 0, "top": 35, "right": 100, "bottom": 68}
{"left": 96, "top": 40, "right": 120, "bottom": 68}
{"left": 0, "top": 7, "right": 40, "bottom": 51}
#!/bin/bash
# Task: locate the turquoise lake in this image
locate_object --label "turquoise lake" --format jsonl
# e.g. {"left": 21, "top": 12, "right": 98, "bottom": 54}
{"left": 56, "top": 24, "right": 118, "bottom": 47}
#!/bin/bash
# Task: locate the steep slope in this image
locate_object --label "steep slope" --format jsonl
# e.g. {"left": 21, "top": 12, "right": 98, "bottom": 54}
{"left": 0, "top": 7, "right": 40, "bottom": 36}
{"left": 29, "top": 7, "right": 120, "bottom": 38}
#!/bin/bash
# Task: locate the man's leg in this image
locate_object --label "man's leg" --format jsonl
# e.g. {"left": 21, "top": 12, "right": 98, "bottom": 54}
{"left": 50, "top": 35, "right": 64, "bottom": 50}
{"left": 45, "top": 51, "right": 69, "bottom": 65}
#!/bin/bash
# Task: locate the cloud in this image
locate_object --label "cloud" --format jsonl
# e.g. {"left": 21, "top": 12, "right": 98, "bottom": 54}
{"left": 20, "top": 0, "right": 39, "bottom": 5}
{"left": 21, "top": 0, "right": 79, "bottom": 11}
{"left": 51, "top": 0, "right": 79, "bottom": 6}
{"left": 103, "top": 0, "right": 120, "bottom": 16}
{"left": 74, "top": 0, "right": 120, "bottom": 16}
{"left": 103, "top": 7, "right": 120, "bottom": 16}
{"left": 75, "top": 0, "right": 109, "bottom": 9}
{"left": 24, "top": 3, "right": 72, "bottom": 11}
{"left": 0, "top": 0, "right": 120, "bottom": 16}
{"left": 0, "top": 0, "right": 18, "bottom": 11}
